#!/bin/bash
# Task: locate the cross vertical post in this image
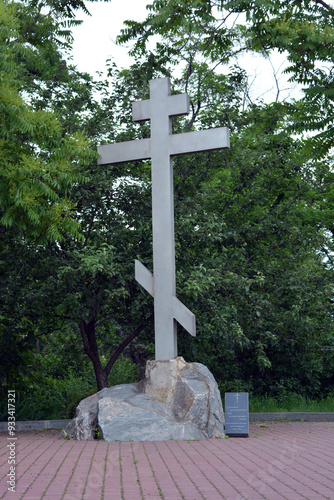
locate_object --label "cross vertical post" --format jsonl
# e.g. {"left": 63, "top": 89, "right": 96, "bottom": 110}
{"left": 136, "top": 78, "right": 190, "bottom": 359}
{"left": 98, "top": 77, "right": 230, "bottom": 360}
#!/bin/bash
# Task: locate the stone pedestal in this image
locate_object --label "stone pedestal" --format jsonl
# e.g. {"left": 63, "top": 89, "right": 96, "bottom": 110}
{"left": 61, "top": 358, "right": 225, "bottom": 441}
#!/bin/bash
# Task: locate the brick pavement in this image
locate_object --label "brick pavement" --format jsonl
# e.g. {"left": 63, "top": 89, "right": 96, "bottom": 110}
{"left": 0, "top": 421, "right": 333, "bottom": 499}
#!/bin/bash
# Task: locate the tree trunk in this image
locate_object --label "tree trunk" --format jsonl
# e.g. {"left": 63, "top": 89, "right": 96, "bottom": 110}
{"left": 79, "top": 318, "right": 109, "bottom": 391}
{"left": 79, "top": 313, "right": 153, "bottom": 391}
{"left": 93, "top": 363, "right": 108, "bottom": 392}
{"left": 104, "top": 313, "right": 154, "bottom": 379}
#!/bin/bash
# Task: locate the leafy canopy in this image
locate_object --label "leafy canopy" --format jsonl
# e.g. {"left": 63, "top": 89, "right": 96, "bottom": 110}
{"left": 0, "top": 0, "right": 96, "bottom": 242}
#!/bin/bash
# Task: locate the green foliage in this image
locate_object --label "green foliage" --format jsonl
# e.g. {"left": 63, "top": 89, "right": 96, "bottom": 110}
{"left": 118, "top": 0, "right": 238, "bottom": 64}
{"left": 120, "top": 0, "right": 334, "bottom": 156}
{"left": 170, "top": 99, "right": 334, "bottom": 398}
{"left": 2, "top": 0, "right": 334, "bottom": 414}
{"left": 0, "top": 0, "right": 97, "bottom": 242}
{"left": 107, "top": 355, "right": 141, "bottom": 386}
{"left": 0, "top": 0, "right": 120, "bottom": 395}
{"left": 0, "top": 355, "right": 140, "bottom": 421}
{"left": 0, "top": 131, "right": 154, "bottom": 393}
{"left": 222, "top": 0, "right": 334, "bottom": 154}
{"left": 113, "top": 0, "right": 334, "bottom": 400}
{"left": 0, "top": 373, "right": 95, "bottom": 421}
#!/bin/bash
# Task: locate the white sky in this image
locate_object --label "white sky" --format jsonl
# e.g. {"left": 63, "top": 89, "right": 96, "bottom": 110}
{"left": 71, "top": 0, "right": 149, "bottom": 76}
{"left": 70, "top": 0, "right": 302, "bottom": 103}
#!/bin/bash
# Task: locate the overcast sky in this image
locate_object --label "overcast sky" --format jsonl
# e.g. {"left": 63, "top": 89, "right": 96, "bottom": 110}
{"left": 71, "top": 1, "right": 149, "bottom": 76}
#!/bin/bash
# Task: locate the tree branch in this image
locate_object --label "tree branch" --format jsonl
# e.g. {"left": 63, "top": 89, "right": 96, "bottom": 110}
{"left": 79, "top": 319, "right": 99, "bottom": 365}
{"left": 82, "top": 206, "right": 98, "bottom": 247}
{"left": 13, "top": 3, "right": 50, "bottom": 44}
{"left": 186, "top": 99, "right": 201, "bottom": 132}
{"left": 104, "top": 313, "right": 154, "bottom": 376}
{"left": 313, "top": 0, "right": 334, "bottom": 12}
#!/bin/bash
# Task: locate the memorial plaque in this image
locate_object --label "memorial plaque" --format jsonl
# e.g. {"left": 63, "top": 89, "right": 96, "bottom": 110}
{"left": 225, "top": 392, "right": 249, "bottom": 437}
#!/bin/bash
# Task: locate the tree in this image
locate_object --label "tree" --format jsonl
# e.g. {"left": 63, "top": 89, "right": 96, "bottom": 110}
{"left": 172, "top": 100, "right": 334, "bottom": 397}
{"left": 0, "top": 60, "right": 161, "bottom": 392}
{"left": 0, "top": 0, "right": 102, "bottom": 393}
{"left": 119, "top": 0, "right": 334, "bottom": 155}
{"left": 2, "top": 0, "right": 334, "bottom": 403}
{"left": 223, "top": 0, "right": 334, "bottom": 155}
{"left": 0, "top": 0, "right": 97, "bottom": 242}
{"left": 116, "top": 6, "right": 334, "bottom": 396}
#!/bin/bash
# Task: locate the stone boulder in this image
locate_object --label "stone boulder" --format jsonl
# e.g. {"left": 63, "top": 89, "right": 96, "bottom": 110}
{"left": 61, "top": 357, "right": 224, "bottom": 441}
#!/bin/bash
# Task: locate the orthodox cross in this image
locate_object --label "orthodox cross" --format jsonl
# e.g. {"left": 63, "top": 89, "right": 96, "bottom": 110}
{"left": 98, "top": 78, "right": 230, "bottom": 360}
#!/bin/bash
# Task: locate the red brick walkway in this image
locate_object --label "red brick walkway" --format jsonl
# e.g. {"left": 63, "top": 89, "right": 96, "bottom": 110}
{"left": 1, "top": 421, "right": 333, "bottom": 499}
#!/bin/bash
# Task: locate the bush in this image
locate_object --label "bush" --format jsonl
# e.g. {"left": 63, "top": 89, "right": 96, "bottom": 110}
{"left": 0, "top": 356, "right": 141, "bottom": 421}
{"left": 107, "top": 355, "right": 141, "bottom": 386}
{"left": 0, "top": 373, "right": 95, "bottom": 421}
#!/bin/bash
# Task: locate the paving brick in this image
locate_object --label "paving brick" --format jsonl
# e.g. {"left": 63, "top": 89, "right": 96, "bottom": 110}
{"left": 0, "top": 422, "right": 333, "bottom": 499}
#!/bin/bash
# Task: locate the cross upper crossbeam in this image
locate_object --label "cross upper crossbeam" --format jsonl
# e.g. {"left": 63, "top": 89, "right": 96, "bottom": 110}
{"left": 97, "top": 78, "right": 230, "bottom": 360}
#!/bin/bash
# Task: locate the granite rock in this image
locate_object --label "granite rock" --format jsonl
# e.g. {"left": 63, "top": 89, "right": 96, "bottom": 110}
{"left": 61, "top": 358, "right": 224, "bottom": 441}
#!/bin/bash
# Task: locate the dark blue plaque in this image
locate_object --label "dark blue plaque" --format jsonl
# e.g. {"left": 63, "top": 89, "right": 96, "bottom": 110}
{"left": 225, "top": 392, "right": 249, "bottom": 437}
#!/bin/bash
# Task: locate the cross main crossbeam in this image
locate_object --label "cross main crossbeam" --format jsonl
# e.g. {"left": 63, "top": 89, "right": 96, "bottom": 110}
{"left": 98, "top": 78, "right": 230, "bottom": 360}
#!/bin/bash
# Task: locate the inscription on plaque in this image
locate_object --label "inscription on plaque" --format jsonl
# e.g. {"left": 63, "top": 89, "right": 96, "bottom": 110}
{"left": 225, "top": 392, "right": 249, "bottom": 437}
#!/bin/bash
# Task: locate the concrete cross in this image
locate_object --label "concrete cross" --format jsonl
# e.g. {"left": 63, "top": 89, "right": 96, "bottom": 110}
{"left": 98, "top": 77, "right": 230, "bottom": 360}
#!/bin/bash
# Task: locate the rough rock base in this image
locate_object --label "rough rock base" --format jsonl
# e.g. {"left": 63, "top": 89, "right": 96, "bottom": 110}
{"left": 61, "top": 357, "right": 225, "bottom": 441}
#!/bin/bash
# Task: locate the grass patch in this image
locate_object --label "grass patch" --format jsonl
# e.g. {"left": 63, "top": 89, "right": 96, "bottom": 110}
{"left": 249, "top": 394, "right": 334, "bottom": 413}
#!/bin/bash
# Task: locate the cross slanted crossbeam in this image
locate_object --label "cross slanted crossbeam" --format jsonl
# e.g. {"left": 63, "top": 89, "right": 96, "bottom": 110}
{"left": 98, "top": 78, "right": 230, "bottom": 360}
